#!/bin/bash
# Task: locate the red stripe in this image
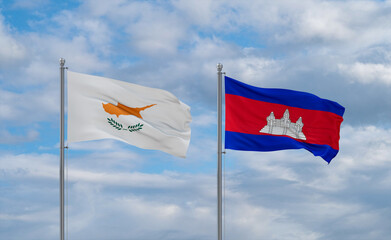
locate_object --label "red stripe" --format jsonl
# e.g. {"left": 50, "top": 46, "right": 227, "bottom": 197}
{"left": 225, "top": 94, "right": 344, "bottom": 150}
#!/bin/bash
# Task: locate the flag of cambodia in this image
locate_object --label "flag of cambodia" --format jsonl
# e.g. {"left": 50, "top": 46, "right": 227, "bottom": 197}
{"left": 225, "top": 76, "right": 345, "bottom": 163}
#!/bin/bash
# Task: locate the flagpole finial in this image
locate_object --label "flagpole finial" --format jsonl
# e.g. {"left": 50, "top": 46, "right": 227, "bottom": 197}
{"left": 59, "top": 58, "right": 66, "bottom": 66}
{"left": 217, "top": 63, "right": 223, "bottom": 72}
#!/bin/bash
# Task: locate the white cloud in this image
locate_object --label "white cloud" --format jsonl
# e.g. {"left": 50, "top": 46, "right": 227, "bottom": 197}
{"left": 128, "top": 20, "right": 186, "bottom": 56}
{"left": 339, "top": 62, "right": 391, "bottom": 85}
{"left": 51, "top": 10, "right": 114, "bottom": 57}
{"left": 173, "top": 0, "right": 216, "bottom": 26}
{"left": 10, "top": 0, "right": 50, "bottom": 9}
{"left": 73, "top": 0, "right": 189, "bottom": 56}
{"left": 293, "top": 2, "right": 354, "bottom": 42}
{"left": 69, "top": 170, "right": 188, "bottom": 188}
{"left": 0, "top": 209, "right": 56, "bottom": 223}
{"left": 227, "top": 125, "right": 391, "bottom": 194}
{"left": 172, "top": 0, "right": 241, "bottom": 30}
{"left": 0, "top": 151, "right": 198, "bottom": 189}
{"left": 225, "top": 202, "right": 324, "bottom": 240}
{"left": 0, "top": 150, "right": 217, "bottom": 239}
{"left": 0, "top": 153, "right": 58, "bottom": 179}
{"left": 0, "top": 87, "right": 57, "bottom": 124}
{"left": 3, "top": 123, "right": 391, "bottom": 239}
{"left": 1, "top": 1, "right": 391, "bottom": 239}
{"left": 223, "top": 55, "right": 281, "bottom": 85}
{"left": 191, "top": 111, "right": 216, "bottom": 127}
{"left": 0, "top": 129, "right": 39, "bottom": 144}
{"left": 339, "top": 125, "right": 391, "bottom": 167}
{"left": 0, "top": 15, "right": 25, "bottom": 65}
{"left": 27, "top": 34, "right": 110, "bottom": 75}
{"left": 179, "top": 0, "right": 389, "bottom": 50}
{"left": 65, "top": 185, "right": 216, "bottom": 240}
{"left": 125, "top": 6, "right": 187, "bottom": 56}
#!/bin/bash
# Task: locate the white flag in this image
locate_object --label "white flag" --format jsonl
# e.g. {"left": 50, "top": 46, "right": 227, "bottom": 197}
{"left": 67, "top": 71, "right": 191, "bottom": 157}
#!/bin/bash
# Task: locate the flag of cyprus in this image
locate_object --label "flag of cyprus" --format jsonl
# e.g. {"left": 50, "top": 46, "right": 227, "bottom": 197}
{"left": 67, "top": 71, "right": 192, "bottom": 158}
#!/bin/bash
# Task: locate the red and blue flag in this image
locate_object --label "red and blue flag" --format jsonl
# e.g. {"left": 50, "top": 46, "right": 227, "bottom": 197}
{"left": 225, "top": 76, "right": 345, "bottom": 163}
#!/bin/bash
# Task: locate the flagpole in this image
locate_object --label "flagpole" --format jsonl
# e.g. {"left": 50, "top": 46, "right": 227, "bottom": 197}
{"left": 217, "top": 63, "right": 223, "bottom": 240}
{"left": 59, "top": 58, "right": 66, "bottom": 240}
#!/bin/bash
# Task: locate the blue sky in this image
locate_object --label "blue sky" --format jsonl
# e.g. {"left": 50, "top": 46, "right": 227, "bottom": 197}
{"left": 1, "top": 0, "right": 391, "bottom": 239}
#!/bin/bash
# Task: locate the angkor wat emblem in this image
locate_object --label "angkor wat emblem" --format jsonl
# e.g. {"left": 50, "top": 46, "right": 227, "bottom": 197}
{"left": 259, "top": 109, "right": 306, "bottom": 140}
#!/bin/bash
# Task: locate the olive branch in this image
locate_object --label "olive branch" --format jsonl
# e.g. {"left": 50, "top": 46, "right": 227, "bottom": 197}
{"left": 107, "top": 118, "right": 143, "bottom": 132}
{"left": 127, "top": 123, "right": 143, "bottom": 132}
{"left": 107, "top": 118, "right": 123, "bottom": 130}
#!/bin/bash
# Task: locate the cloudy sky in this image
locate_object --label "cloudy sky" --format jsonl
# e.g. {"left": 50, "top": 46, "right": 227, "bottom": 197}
{"left": 1, "top": 0, "right": 391, "bottom": 239}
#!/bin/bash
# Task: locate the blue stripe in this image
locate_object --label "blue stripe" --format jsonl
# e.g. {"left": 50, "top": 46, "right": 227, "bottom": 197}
{"left": 225, "top": 131, "right": 339, "bottom": 163}
{"left": 225, "top": 76, "right": 345, "bottom": 117}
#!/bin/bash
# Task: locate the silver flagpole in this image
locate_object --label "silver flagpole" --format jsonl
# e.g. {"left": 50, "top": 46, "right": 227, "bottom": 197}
{"left": 59, "top": 58, "right": 66, "bottom": 240}
{"left": 217, "top": 63, "right": 223, "bottom": 240}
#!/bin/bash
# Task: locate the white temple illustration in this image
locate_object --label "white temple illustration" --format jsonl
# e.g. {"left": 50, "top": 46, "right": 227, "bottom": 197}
{"left": 259, "top": 109, "right": 306, "bottom": 140}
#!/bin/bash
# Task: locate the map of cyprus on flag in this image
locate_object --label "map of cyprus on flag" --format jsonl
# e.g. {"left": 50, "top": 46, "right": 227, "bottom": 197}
{"left": 67, "top": 71, "right": 192, "bottom": 158}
